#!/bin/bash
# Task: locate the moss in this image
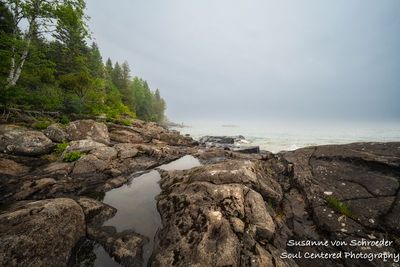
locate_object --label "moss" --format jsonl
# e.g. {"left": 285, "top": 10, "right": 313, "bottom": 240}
{"left": 326, "top": 196, "right": 352, "bottom": 217}
{"left": 54, "top": 141, "right": 69, "bottom": 155}
{"left": 63, "top": 151, "right": 83, "bottom": 162}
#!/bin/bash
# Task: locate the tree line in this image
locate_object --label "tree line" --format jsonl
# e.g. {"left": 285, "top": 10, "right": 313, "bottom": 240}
{"left": 0, "top": 0, "right": 166, "bottom": 122}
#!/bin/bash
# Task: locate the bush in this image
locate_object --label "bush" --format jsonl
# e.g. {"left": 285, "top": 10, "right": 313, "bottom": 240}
{"left": 54, "top": 141, "right": 69, "bottom": 155}
{"left": 32, "top": 119, "right": 52, "bottom": 130}
{"left": 63, "top": 151, "right": 83, "bottom": 162}
{"left": 326, "top": 196, "right": 352, "bottom": 217}
{"left": 119, "top": 119, "right": 132, "bottom": 126}
{"left": 59, "top": 115, "right": 70, "bottom": 125}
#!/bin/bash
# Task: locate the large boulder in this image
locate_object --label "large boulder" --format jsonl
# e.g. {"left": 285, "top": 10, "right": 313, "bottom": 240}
{"left": 150, "top": 157, "right": 290, "bottom": 267}
{"left": 44, "top": 123, "right": 68, "bottom": 142}
{"left": 66, "top": 120, "right": 110, "bottom": 144}
{"left": 0, "top": 125, "right": 53, "bottom": 156}
{"left": 0, "top": 198, "right": 85, "bottom": 267}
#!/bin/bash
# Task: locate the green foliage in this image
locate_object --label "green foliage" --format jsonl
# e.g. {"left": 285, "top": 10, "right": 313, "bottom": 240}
{"left": 0, "top": 0, "right": 166, "bottom": 122}
{"left": 63, "top": 151, "right": 83, "bottom": 162}
{"left": 54, "top": 141, "right": 69, "bottom": 155}
{"left": 32, "top": 118, "right": 52, "bottom": 130}
{"left": 59, "top": 115, "right": 70, "bottom": 125}
{"left": 326, "top": 196, "right": 352, "bottom": 217}
{"left": 119, "top": 119, "right": 133, "bottom": 126}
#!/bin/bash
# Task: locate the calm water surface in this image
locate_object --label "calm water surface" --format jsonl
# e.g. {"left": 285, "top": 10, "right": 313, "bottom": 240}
{"left": 92, "top": 155, "right": 201, "bottom": 266}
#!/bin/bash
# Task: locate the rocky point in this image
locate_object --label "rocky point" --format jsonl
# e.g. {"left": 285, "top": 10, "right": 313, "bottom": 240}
{"left": 0, "top": 118, "right": 399, "bottom": 267}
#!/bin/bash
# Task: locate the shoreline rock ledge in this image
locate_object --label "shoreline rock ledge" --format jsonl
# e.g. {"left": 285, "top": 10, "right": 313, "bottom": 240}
{"left": 0, "top": 117, "right": 399, "bottom": 267}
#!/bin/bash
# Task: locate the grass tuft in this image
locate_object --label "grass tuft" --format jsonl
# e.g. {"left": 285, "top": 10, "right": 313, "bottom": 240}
{"left": 54, "top": 141, "right": 69, "bottom": 155}
{"left": 63, "top": 151, "right": 83, "bottom": 162}
{"left": 326, "top": 196, "right": 352, "bottom": 217}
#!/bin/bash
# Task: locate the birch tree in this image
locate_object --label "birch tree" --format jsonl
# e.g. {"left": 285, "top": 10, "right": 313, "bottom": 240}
{"left": 3, "top": 0, "right": 86, "bottom": 89}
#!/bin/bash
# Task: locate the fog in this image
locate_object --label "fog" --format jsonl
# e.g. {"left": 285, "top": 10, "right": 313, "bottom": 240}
{"left": 86, "top": 0, "right": 400, "bottom": 123}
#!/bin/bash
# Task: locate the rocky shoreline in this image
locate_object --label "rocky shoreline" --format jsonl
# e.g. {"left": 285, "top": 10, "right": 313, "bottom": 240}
{"left": 0, "top": 119, "right": 399, "bottom": 267}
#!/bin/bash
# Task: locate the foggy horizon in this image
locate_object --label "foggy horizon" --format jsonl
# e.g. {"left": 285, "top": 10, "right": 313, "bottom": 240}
{"left": 86, "top": 0, "right": 400, "bottom": 123}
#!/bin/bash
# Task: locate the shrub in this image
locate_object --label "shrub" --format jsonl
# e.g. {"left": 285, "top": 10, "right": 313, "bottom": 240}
{"left": 59, "top": 115, "right": 70, "bottom": 125}
{"left": 119, "top": 119, "right": 132, "bottom": 126}
{"left": 63, "top": 151, "right": 83, "bottom": 162}
{"left": 54, "top": 141, "right": 69, "bottom": 155}
{"left": 32, "top": 119, "right": 52, "bottom": 130}
{"left": 326, "top": 196, "right": 352, "bottom": 217}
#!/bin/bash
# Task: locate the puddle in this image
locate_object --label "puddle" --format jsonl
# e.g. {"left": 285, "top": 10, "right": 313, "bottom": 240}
{"left": 74, "top": 155, "right": 201, "bottom": 267}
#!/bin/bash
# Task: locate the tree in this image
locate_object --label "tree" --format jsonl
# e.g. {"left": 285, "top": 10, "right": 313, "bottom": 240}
{"left": 3, "top": 0, "right": 87, "bottom": 88}
{"left": 88, "top": 42, "right": 103, "bottom": 78}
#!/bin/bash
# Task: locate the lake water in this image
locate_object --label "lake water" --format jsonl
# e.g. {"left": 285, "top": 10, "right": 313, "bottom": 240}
{"left": 91, "top": 155, "right": 201, "bottom": 267}
{"left": 171, "top": 119, "right": 400, "bottom": 153}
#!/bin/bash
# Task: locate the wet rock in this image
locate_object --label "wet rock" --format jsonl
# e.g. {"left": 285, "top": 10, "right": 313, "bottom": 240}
{"left": 44, "top": 123, "right": 68, "bottom": 142}
{"left": 199, "top": 135, "right": 245, "bottom": 145}
{"left": 0, "top": 198, "right": 85, "bottom": 267}
{"left": 232, "top": 146, "right": 260, "bottom": 154}
{"left": 87, "top": 226, "right": 147, "bottom": 267}
{"left": 67, "top": 120, "right": 110, "bottom": 144}
{"left": 0, "top": 125, "right": 53, "bottom": 156}
{"left": 76, "top": 197, "right": 116, "bottom": 226}
{"left": 0, "top": 158, "right": 29, "bottom": 176}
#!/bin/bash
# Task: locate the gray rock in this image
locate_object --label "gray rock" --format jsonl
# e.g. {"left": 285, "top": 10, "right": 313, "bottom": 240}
{"left": 0, "top": 125, "right": 53, "bottom": 156}
{"left": 0, "top": 198, "right": 85, "bottom": 267}
{"left": 110, "top": 129, "right": 144, "bottom": 144}
{"left": 87, "top": 226, "right": 147, "bottom": 267}
{"left": 66, "top": 119, "right": 110, "bottom": 144}
{"left": 64, "top": 139, "right": 106, "bottom": 154}
{"left": 44, "top": 123, "right": 68, "bottom": 142}
{"left": 76, "top": 197, "right": 116, "bottom": 226}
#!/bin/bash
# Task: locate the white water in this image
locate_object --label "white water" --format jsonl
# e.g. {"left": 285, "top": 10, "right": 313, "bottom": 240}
{"left": 172, "top": 119, "right": 400, "bottom": 153}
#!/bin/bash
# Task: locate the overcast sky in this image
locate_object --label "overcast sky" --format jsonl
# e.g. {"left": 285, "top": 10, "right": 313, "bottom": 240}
{"left": 86, "top": 0, "right": 400, "bottom": 122}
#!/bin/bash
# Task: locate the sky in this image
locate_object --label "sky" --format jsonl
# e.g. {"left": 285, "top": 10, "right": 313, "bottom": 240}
{"left": 86, "top": 0, "right": 400, "bottom": 123}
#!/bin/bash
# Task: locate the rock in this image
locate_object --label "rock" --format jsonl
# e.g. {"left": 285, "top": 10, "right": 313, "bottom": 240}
{"left": 43, "top": 123, "right": 68, "bottom": 142}
{"left": 150, "top": 156, "right": 289, "bottom": 267}
{"left": 280, "top": 142, "right": 400, "bottom": 266}
{"left": 66, "top": 120, "right": 110, "bottom": 144}
{"left": 13, "top": 178, "right": 56, "bottom": 200}
{"left": 76, "top": 197, "right": 116, "bottom": 226}
{"left": 0, "top": 158, "right": 29, "bottom": 176}
{"left": 232, "top": 146, "right": 260, "bottom": 154}
{"left": 245, "top": 190, "right": 276, "bottom": 240}
{"left": 110, "top": 129, "right": 144, "bottom": 144}
{"left": 64, "top": 139, "right": 106, "bottom": 154}
{"left": 87, "top": 226, "right": 147, "bottom": 267}
{"left": 114, "top": 143, "right": 140, "bottom": 159}
{"left": 0, "top": 198, "right": 85, "bottom": 267}
{"left": 71, "top": 146, "right": 117, "bottom": 176}
{"left": 199, "top": 135, "right": 245, "bottom": 145}
{"left": 0, "top": 125, "right": 53, "bottom": 156}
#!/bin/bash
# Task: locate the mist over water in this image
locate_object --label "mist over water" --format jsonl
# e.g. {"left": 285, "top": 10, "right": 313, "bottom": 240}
{"left": 173, "top": 119, "right": 400, "bottom": 153}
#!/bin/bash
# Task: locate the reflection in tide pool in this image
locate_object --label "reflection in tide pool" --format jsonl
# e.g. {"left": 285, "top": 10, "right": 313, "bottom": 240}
{"left": 93, "top": 155, "right": 201, "bottom": 267}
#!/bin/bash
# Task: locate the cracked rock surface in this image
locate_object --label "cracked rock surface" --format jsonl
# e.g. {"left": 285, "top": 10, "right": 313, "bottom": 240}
{"left": 150, "top": 142, "right": 400, "bottom": 267}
